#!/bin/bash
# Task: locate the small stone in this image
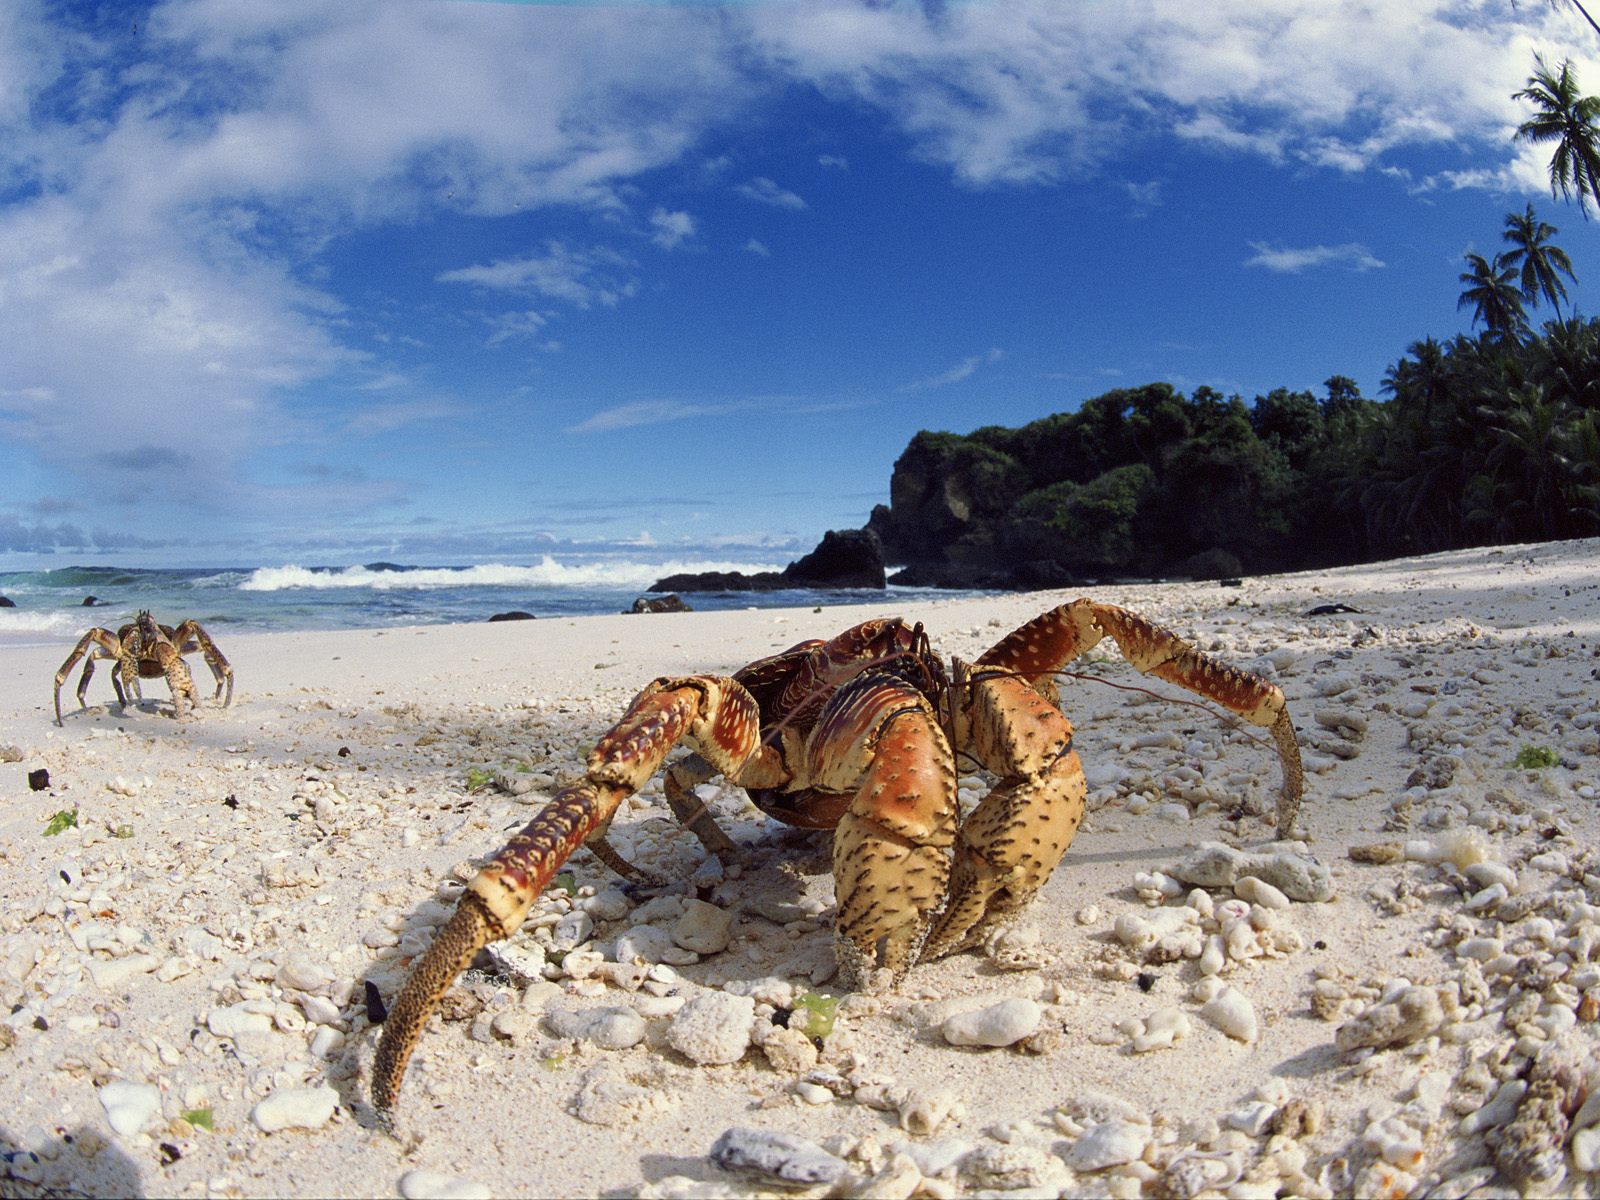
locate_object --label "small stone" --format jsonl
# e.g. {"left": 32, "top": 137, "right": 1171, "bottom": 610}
{"left": 940, "top": 998, "right": 1041, "bottom": 1048}
{"left": 1063, "top": 1120, "right": 1149, "bottom": 1171}
{"left": 671, "top": 900, "right": 734, "bottom": 954}
{"left": 615, "top": 924, "right": 698, "bottom": 966}
{"left": 897, "top": 1086, "right": 961, "bottom": 1136}
{"left": 398, "top": 1169, "right": 494, "bottom": 1200}
{"left": 547, "top": 1006, "right": 647, "bottom": 1050}
{"left": 1233, "top": 876, "right": 1289, "bottom": 910}
{"left": 208, "top": 1004, "right": 273, "bottom": 1040}
{"left": 1336, "top": 986, "right": 1444, "bottom": 1053}
{"left": 277, "top": 956, "right": 333, "bottom": 993}
{"left": 99, "top": 1080, "right": 160, "bottom": 1138}
{"left": 86, "top": 954, "right": 160, "bottom": 990}
{"left": 1226, "top": 1101, "right": 1277, "bottom": 1137}
{"left": 250, "top": 1085, "right": 339, "bottom": 1133}
{"left": 1200, "top": 987, "right": 1258, "bottom": 1043}
{"left": 709, "top": 1126, "right": 849, "bottom": 1188}
{"left": 962, "top": 1143, "right": 1071, "bottom": 1191}
{"left": 1572, "top": 1126, "right": 1600, "bottom": 1174}
{"left": 668, "top": 992, "right": 755, "bottom": 1065}
{"left": 551, "top": 909, "right": 594, "bottom": 949}
{"left": 1129, "top": 1006, "right": 1191, "bottom": 1053}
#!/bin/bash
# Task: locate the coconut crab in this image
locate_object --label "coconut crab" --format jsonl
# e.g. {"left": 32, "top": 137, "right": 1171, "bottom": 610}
{"left": 371, "top": 599, "right": 1304, "bottom": 1117}
{"left": 53, "top": 610, "right": 233, "bottom": 726}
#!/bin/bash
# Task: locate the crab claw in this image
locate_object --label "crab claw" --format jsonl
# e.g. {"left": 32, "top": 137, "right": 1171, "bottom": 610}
{"left": 371, "top": 779, "right": 624, "bottom": 1117}
{"left": 371, "top": 674, "right": 775, "bottom": 1119}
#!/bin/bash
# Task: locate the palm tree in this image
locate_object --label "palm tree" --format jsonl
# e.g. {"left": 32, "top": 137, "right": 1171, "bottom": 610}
{"left": 1458, "top": 252, "right": 1530, "bottom": 340}
{"left": 1514, "top": 57, "right": 1600, "bottom": 218}
{"left": 1501, "top": 204, "right": 1578, "bottom": 316}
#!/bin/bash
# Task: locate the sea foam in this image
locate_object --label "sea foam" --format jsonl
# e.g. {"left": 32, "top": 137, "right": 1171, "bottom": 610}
{"left": 239, "top": 557, "right": 784, "bottom": 592}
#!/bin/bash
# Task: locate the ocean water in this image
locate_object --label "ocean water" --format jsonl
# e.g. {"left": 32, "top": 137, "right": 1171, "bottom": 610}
{"left": 0, "top": 559, "right": 971, "bottom": 648}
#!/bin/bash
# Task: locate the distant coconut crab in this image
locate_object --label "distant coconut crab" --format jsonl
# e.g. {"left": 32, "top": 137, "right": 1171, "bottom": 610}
{"left": 371, "top": 599, "right": 1304, "bottom": 1118}
{"left": 53, "top": 610, "right": 233, "bottom": 725}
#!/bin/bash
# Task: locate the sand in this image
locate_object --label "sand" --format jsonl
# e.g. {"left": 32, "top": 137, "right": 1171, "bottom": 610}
{"left": 1, "top": 538, "right": 1598, "bottom": 1199}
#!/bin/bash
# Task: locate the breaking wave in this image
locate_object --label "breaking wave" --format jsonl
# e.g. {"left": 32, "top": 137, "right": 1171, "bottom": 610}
{"left": 238, "top": 557, "right": 785, "bottom": 592}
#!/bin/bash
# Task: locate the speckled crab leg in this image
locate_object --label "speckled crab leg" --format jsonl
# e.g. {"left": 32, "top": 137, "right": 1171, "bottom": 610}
{"left": 978, "top": 599, "right": 1304, "bottom": 837}
{"left": 53, "top": 629, "right": 121, "bottom": 726}
{"left": 371, "top": 674, "right": 780, "bottom": 1120}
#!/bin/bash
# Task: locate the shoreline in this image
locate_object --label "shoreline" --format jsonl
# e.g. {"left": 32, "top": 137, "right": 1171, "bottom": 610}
{"left": 2, "top": 538, "right": 1599, "bottom": 1198}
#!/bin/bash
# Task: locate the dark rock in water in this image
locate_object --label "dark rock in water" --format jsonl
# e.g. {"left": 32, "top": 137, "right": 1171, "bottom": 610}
{"left": 81, "top": 596, "right": 103, "bottom": 607}
{"left": 650, "top": 528, "right": 885, "bottom": 593}
{"left": 708, "top": 1127, "right": 849, "bottom": 1188}
{"left": 628, "top": 594, "right": 693, "bottom": 614}
{"left": 650, "top": 570, "right": 784, "bottom": 593}
{"left": 362, "top": 562, "right": 410, "bottom": 572}
{"left": 487, "top": 610, "right": 537, "bottom": 622}
{"left": 0, "top": 595, "right": 14, "bottom": 607}
{"left": 781, "top": 528, "right": 885, "bottom": 589}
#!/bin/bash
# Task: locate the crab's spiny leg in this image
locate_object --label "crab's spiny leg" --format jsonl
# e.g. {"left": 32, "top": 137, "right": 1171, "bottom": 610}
{"left": 923, "top": 670, "right": 1084, "bottom": 961}
{"left": 663, "top": 753, "right": 740, "bottom": 857}
{"left": 979, "top": 599, "right": 1304, "bottom": 837}
{"left": 173, "top": 619, "right": 234, "bottom": 705}
{"left": 372, "top": 675, "right": 778, "bottom": 1118}
{"left": 809, "top": 674, "right": 957, "bottom": 983}
{"left": 53, "top": 630, "right": 119, "bottom": 726}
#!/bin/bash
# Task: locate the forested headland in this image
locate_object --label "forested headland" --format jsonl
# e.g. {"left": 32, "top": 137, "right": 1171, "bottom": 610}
{"left": 866, "top": 315, "right": 1600, "bottom": 585}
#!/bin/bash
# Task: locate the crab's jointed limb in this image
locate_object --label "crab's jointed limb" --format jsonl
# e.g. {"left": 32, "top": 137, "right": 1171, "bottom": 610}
{"left": 978, "top": 599, "right": 1304, "bottom": 837}
{"left": 371, "top": 674, "right": 782, "bottom": 1116}
{"left": 171, "top": 619, "right": 235, "bottom": 706}
{"left": 54, "top": 628, "right": 127, "bottom": 726}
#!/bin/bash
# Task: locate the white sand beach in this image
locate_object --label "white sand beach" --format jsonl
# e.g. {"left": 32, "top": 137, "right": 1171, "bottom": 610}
{"left": 2, "top": 539, "right": 1599, "bottom": 1199}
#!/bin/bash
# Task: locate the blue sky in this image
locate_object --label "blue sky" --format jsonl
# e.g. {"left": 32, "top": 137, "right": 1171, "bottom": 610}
{"left": 2, "top": 0, "right": 1599, "bottom": 568}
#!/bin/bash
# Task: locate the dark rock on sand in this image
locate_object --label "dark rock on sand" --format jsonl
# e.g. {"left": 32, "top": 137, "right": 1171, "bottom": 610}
{"left": 628, "top": 595, "right": 693, "bottom": 614}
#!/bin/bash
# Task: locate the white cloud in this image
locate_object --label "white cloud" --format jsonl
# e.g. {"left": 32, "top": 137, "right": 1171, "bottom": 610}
{"left": 649, "top": 208, "right": 697, "bottom": 249}
{"left": 744, "top": 238, "right": 771, "bottom": 257}
{"left": 899, "top": 347, "right": 1005, "bottom": 393}
{"left": 568, "top": 399, "right": 742, "bottom": 433}
{"left": 735, "top": 176, "right": 808, "bottom": 209}
{"left": 1243, "top": 242, "right": 1386, "bottom": 273}
{"left": 438, "top": 243, "right": 638, "bottom": 308}
{"left": 746, "top": 1, "right": 1597, "bottom": 186}
{"left": 0, "top": 0, "right": 744, "bottom": 521}
{"left": 818, "top": 154, "right": 849, "bottom": 169}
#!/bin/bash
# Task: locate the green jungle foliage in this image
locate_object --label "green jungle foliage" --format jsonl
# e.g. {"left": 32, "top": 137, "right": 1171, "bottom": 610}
{"left": 882, "top": 319, "right": 1600, "bottom": 578}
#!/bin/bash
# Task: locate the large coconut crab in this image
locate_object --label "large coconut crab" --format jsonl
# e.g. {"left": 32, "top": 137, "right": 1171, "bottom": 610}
{"left": 53, "top": 610, "right": 233, "bottom": 726}
{"left": 372, "top": 599, "right": 1304, "bottom": 1116}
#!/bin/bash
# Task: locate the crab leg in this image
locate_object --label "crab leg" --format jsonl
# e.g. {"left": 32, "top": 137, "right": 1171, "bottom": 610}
{"left": 806, "top": 674, "right": 958, "bottom": 983}
{"left": 923, "top": 667, "right": 1085, "bottom": 961}
{"left": 172, "top": 620, "right": 235, "bottom": 706}
{"left": 372, "top": 674, "right": 782, "bottom": 1119}
{"left": 978, "top": 599, "right": 1304, "bottom": 837}
{"left": 53, "top": 629, "right": 120, "bottom": 726}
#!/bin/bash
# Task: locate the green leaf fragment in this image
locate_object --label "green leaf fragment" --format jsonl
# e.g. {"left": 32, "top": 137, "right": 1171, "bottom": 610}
{"left": 1511, "top": 745, "right": 1559, "bottom": 770}
{"left": 43, "top": 809, "right": 78, "bottom": 836}
{"left": 791, "top": 991, "right": 840, "bottom": 1039}
{"left": 181, "top": 1107, "right": 214, "bottom": 1131}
